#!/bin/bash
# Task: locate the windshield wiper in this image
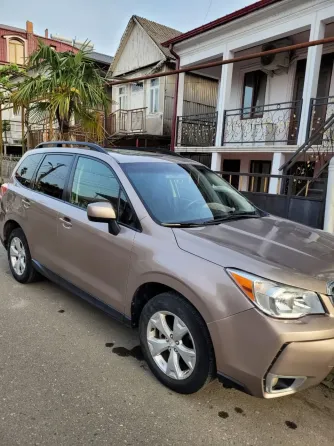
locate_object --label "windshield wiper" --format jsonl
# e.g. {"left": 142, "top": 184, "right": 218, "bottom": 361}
{"left": 202, "top": 212, "right": 261, "bottom": 225}
{"left": 161, "top": 222, "right": 205, "bottom": 227}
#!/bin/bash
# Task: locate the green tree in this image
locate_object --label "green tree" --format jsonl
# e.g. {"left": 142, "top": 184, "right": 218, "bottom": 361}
{"left": 11, "top": 41, "right": 109, "bottom": 140}
{"left": 2, "top": 120, "right": 11, "bottom": 143}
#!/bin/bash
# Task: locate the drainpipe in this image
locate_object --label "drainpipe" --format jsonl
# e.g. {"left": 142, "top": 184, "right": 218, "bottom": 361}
{"left": 169, "top": 45, "right": 180, "bottom": 152}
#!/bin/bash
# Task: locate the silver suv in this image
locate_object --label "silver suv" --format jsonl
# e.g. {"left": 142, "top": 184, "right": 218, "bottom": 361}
{"left": 1, "top": 141, "right": 334, "bottom": 398}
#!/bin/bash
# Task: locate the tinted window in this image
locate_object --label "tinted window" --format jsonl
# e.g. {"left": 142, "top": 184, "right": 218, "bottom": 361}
{"left": 35, "top": 154, "right": 73, "bottom": 199}
{"left": 15, "top": 154, "right": 43, "bottom": 188}
{"left": 70, "top": 157, "right": 138, "bottom": 228}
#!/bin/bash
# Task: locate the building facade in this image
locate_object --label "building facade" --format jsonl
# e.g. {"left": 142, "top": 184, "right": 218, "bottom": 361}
{"left": 163, "top": 0, "right": 334, "bottom": 189}
{"left": 0, "top": 21, "right": 78, "bottom": 155}
{"left": 107, "top": 16, "right": 219, "bottom": 148}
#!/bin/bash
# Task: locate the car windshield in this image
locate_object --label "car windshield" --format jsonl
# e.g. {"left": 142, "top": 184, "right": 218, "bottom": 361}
{"left": 122, "top": 162, "right": 259, "bottom": 225}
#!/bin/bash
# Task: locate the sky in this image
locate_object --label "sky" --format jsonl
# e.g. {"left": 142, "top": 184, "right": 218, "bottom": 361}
{"left": 0, "top": 0, "right": 254, "bottom": 56}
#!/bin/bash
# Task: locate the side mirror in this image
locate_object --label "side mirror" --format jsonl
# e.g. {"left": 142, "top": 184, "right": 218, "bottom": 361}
{"left": 87, "top": 202, "right": 120, "bottom": 236}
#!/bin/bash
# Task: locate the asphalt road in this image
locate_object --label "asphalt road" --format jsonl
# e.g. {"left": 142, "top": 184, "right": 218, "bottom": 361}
{"left": 0, "top": 246, "right": 334, "bottom": 446}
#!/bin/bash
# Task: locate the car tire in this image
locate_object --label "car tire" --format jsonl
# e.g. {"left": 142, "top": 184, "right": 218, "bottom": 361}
{"left": 7, "top": 228, "right": 39, "bottom": 284}
{"left": 139, "top": 292, "right": 216, "bottom": 394}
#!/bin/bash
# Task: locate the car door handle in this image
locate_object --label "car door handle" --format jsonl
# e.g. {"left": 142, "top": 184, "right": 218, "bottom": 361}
{"left": 22, "top": 198, "right": 31, "bottom": 208}
{"left": 59, "top": 216, "right": 72, "bottom": 228}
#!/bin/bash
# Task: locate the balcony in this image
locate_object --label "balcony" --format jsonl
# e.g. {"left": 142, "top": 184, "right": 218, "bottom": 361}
{"left": 105, "top": 108, "right": 147, "bottom": 136}
{"left": 176, "top": 112, "right": 217, "bottom": 147}
{"left": 222, "top": 101, "right": 302, "bottom": 146}
{"left": 307, "top": 96, "right": 334, "bottom": 146}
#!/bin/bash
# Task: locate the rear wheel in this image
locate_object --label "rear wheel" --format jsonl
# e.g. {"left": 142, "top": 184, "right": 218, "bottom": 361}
{"left": 8, "top": 228, "right": 39, "bottom": 284}
{"left": 139, "top": 292, "right": 215, "bottom": 394}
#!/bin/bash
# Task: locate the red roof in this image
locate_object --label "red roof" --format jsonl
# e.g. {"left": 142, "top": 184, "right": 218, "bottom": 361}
{"left": 162, "top": 0, "right": 284, "bottom": 47}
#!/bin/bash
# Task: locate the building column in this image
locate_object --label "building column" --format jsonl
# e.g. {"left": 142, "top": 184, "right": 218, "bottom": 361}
{"left": 211, "top": 152, "right": 222, "bottom": 171}
{"left": 324, "top": 157, "right": 334, "bottom": 232}
{"left": 175, "top": 72, "right": 185, "bottom": 147}
{"left": 297, "top": 17, "right": 325, "bottom": 145}
{"left": 215, "top": 49, "right": 234, "bottom": 147}
{"left": 269, "top": 152, "right": 285, "bottom": 194}
{"left": 239, "top": 156, "right": 249, "bottom": 191}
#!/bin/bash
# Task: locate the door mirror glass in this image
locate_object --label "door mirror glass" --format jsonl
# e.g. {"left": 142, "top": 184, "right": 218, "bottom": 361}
{"left": 87, "top": 202, "right": 120, "bottom": 235}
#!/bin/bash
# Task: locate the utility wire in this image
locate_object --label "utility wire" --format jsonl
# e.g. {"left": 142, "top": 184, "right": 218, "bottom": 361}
{"left": 204, "top": 0, "right": 213, "bottom": 22}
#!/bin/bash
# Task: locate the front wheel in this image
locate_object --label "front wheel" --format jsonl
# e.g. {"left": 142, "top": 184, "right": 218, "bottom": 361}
{"left": 139, "top": 292, "right": 215, "bottom": 394}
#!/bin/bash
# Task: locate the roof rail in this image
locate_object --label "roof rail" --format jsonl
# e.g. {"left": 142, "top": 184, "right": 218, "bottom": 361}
{"left": 109, "top": 147, "right": 183, "bottom": 157}
{"left": 35, "top": 141, "right": 109, "bottom": 154}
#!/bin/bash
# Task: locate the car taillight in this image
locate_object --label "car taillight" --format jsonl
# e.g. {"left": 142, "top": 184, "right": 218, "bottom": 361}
{"left": 0, "top": 183, "right": 8, "bottom": 198}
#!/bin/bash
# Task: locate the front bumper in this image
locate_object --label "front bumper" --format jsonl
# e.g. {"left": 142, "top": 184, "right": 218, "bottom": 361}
{"left": 208, "top": 308, "right": 334, "bottom": 398}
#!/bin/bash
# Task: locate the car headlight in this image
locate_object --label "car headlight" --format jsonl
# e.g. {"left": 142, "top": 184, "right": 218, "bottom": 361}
{"left": 227, "top": 269, "right": 325, "bottom": 319}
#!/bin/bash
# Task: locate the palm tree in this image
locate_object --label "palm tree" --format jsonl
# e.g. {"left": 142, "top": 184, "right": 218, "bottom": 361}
{"left": 11, "top": 41, "right": 109, "bottom": 140}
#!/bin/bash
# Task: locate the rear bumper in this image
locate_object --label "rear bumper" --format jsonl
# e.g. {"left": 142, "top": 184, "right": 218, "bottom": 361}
{"left": 208, "top": 308, "right": 334, "bottom": 398}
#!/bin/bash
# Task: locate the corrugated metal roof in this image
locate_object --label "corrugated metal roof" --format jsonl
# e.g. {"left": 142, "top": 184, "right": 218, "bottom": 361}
{"left": 88, "top": 51, "right": 113, "bottom": 65}
{"left": 134, "top": 16, "right": 181, "bottom": 59}
{"left": 162, "top": 0, "right": 284, "bottom": 47}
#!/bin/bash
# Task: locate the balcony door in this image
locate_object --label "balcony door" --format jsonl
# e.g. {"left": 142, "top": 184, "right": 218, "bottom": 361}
{"left": 130, "top": 82, "right": 145, "bottom": 132}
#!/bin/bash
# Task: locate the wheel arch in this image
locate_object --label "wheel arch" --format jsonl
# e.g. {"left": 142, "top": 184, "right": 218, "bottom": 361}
{"left": 3, "top": 219, "right": 22, "bottom": 249}
{"left": 130, "top": 274, "right": 212, "bottom": 328}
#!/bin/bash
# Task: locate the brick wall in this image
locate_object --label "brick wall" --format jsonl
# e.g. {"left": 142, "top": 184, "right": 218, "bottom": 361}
{"left": 0, "top": 24, "right": 77, "bottom": 65}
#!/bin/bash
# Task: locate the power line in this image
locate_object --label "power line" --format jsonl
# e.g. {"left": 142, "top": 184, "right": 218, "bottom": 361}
{"left": 204, "top": 0, "right": 213, "bottom": 22}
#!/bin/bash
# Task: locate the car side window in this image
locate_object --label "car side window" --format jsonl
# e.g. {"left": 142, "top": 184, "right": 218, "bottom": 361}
{"left": 15, "top": 154, "right": 43, "bottom": 188}
{"left": 34, "top": 154, "right": 73, "bottom": 200}
{"left": 70, "top": 157, "right": 138, "bottom": 229}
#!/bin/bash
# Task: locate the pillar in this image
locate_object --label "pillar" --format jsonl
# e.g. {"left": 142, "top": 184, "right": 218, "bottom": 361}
{"left": 239, "top": 156, "right": 249, "bottom": 191}
{"left": 211, "top": 152, "right": 222, "bottom": 171}
{"left": 175, "top": 73, "right": 185, "bottom": 147}
{"left": 269, "top": 152, "right": 285, "bottom": 194}
{"left": 215, "top": 49, "right": 234, "bottom": 147}
{"left": 324, "top": 157, "right": 334, "bottom": 233}
{"left": 297, "top": 17, "right": 325, "bottom": 145}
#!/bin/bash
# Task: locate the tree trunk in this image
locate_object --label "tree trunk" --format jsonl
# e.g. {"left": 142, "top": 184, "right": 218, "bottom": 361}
{"left": 56, "top": 108, "right": 70, "bottom": 141}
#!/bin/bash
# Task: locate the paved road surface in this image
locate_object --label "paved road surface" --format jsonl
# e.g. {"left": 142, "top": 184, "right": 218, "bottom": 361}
{"left": 0, "top": 246, "right": 333, "bottom": 446}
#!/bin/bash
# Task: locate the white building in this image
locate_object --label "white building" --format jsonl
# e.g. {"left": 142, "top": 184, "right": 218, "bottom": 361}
{"left": 163, "top": 0, "right": 334, "bottom": 192}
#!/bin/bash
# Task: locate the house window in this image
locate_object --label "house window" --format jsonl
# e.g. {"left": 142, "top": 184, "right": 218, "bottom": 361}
{"left": 132, "top": 82, "right": 143, "bottom": 93}
{"left": 119, "top": 87, "right": 128, "bottom": 110}
{"left": 249, "top": 160, "right": 271, "bottom": 193}
{"left": 149, "top": 78, "right": 159, "bottom": 113}
{"left": 8, "top": 38, "right": 25, "bottom": 64}
{"left": 50, "top": 45, "right": 57, "bottom": 51}
{"left": 242, "top": 70, "right": 267, "bottom": 119}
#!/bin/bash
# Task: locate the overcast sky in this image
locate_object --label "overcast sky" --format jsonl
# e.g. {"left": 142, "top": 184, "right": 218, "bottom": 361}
{"left": 1, "top": 0, "right": 253, "bottom": 55}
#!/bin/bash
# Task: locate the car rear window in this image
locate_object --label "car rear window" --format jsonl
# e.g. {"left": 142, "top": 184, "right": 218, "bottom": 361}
{"left": 34, "top": 154, "right": 73, "bottom": 200}
{"left": 15, "top": 154, "right": 43, "bottom": 188}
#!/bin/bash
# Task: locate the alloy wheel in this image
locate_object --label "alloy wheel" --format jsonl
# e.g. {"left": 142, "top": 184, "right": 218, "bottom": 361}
{"left": 10, "top": 237, "right": 26, "bottom": 276}
{"left": 147, "top": 311, "right": 196, "bottom": 380}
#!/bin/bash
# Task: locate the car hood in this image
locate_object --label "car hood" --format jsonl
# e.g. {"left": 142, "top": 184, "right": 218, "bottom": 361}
{"left": 172, "top": 216, "right": 334, "bottom": 294}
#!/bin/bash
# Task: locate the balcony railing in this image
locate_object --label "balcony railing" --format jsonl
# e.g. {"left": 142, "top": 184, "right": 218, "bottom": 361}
{"left": 105, "top": 108, "right": 147, "bottom": 136}
{"left": 176, "top": 112, "right": 217, "bottom": 147}
{"left": 307, "top": 96, "right": 334, "bottom": 146}
{"left": 222, "top": 101, "right": 302, "bottom": 146}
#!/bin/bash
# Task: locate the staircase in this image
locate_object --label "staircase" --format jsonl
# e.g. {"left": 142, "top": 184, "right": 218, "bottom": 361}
{"left": 280, "top": 112, "right": 334, "bottom": 197}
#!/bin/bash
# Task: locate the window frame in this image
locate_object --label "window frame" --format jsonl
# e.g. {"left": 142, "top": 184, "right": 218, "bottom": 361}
{"left": 14, "top": 153, "right": 45, "bottom": 190}
{"left": 241, "top": 70, "right": 267, "bottom": 120}
{"left": 118, "top": 86, "right": 128, "bottom": 110}
{"left": 65, "top": 154, "right": 141, "bottom": 232}
{"left": 8, "top": 37, "right": 25, "bottom": 65}
{"left": 31, "top": 153, "right": 75, "bottom": 201}
{"left": 149, "top": 78, "right": 160, "bottom": 114}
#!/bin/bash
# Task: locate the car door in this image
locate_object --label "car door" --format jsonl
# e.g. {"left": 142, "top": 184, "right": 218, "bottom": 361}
{"left": 55, "top": 155, "right": 137, "bottom": 314}
{"left": 22, "top": 153, "right": 74, "bottom": 271}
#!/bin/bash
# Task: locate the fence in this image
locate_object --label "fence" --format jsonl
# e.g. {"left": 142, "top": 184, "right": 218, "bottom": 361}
{"left": 219, "top": 171, "right": 327, "bottom": 229}
{"left": 0, "top": 155, "right": 21, "bottom": 183}
{"left": 176, "top": 112, "right": 217, "bottom": 147}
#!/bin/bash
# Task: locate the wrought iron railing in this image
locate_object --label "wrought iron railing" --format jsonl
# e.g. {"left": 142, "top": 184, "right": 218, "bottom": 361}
{"left": 105, "top": 108, "right": 147, "bottom": 136}
{"left": 222, "top": 101, "right": 302, "bottom": 145}
{"left": 176, "top": 112, "right": 217, "bottom": 147}
{"left": 307, "top": 96, "right": 334, "bottom": 144}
